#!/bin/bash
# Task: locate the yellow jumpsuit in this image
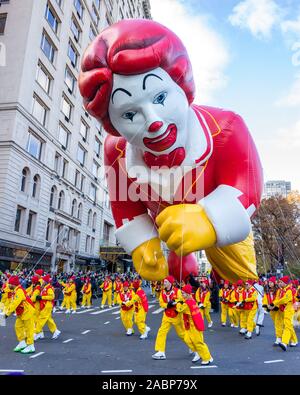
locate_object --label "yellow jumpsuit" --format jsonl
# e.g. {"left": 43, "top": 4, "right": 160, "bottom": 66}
{"left": 81, "top": 283, "right": 92, "bottom": 307}
{"left": 232, "top": 287, "right": 245, "bottom": 327}
{"left": 5, "top": 286, "right": 35, "bottom": 346}
{"left": 273, "top": 286, "right": 298, "bottom": 345}
{"left": 35, "top": 284, "right": 57, "bottom": 334}
{"left": 30, "top": 284, "right": 41, "bottom": 328}
{"left": 154, "top": 288, "right": 186, "bottom": 352}
{"left": 1, "top": 282, "right": 13, "bottom": 310}
{"left": 219, "top": 288, "right": 232, "bottom": 325}
{"left": 195, "top": 288, "right": 212, "bottom": 325}
{"left": 60, "top": 281, "right": 67, "bottom": 309}
{"left": 100, "top": 281, "right": 112, "bottom": 307}
{"left": 155, "top": 282, "right": 162, "bottom": 301}
{"left": 133, "top": 288, "right": 148, "bottom": 335}
{"left": 240, "top": 287, "right": 258, "bottom": 333}
{"left": 177, "top": 300, "right": 212, "bottom": 361}
{"left": 117, "top": 290, "right": 135, "bottom": 331}
{"left": 64, "top": 283, "right": 77, "bottom": 311}
{"left": 113, "top": 281, "right": 123, "bottom": 305}
{"left": 262, "top": 289, "right": 282, "bottom": 340}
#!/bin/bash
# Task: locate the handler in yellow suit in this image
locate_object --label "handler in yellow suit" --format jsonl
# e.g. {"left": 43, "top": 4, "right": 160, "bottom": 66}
{"left": 152, "top": 276, "right": 186, "bottom": 360}
{"left": 240, "top": 280, "right": 258, "bottom": 339}
{"left": 30, "top": 276, "right": 41, "bottom": 329}
{"left": 64, "top": 277, "right": 77, "bottom": 313}
{"left": 219, "top": 280, "right": 232, "bottom": 326}
{"left": 195, "top": 278, "right": 213, "bottom": 328}
{"left": 232, "top": 280, "right": 245, "bottom": 330}
{"left": 1, "top": 275, "right": 13, "bottom": 311}
{"left": 113, "top": 277, "right": 123, "bottom": 306}
{"left": 262, "top": 276, "right": 282, "bottom": 345}
{"left": 81, "top": 278, "right": 92, "bottom": 308}
{"left": 100, "top": 276, "right": 112, "bottom": 308}
{"left": 59, "top": 280, "right": 67, "bottom": 310}
{"left": 272, "top": 276, "right": 298, "bottom": 351}
{"left": 4, "top": 275, "right": 36, "bottom": 354}
{"left": 132, "top": 280, "right": 150, "bottom": 339}
{"left": 178, "top": 284, "right": 213, "bottom": 365}
{"left": 117, "top": 281, "right": 135, "bottom": 335}
{"left": 34, "top": 275, "right": 61, "bottom": 340}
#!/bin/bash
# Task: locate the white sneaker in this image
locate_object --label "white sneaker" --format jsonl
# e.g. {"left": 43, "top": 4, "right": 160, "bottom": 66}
{"left": 53, "top": 307, "right": 56, "bottom": 313}
{"left": 221, "top": 323, "right": 226, "bottom": 327}
{"left": 13, "top": 340, "right": 27, "bottom": 352}
{"left": 239, "top": 328, "right": 247, "bottom": 335}
{"left": 87, "top": 306, "right": 91, "bottom": 309}
{"left": 52, "top": 329, "right": 61, "bottom": 339}
{"left": 71, "top": 310, "right": 76, "bottom": 314}
{"left": 245, "top": 331, "right": 252, "bottom": 339}
{"left": 109, "top": 305, "right": 112, "bottom": 308}
{"left": 189, "top": 349, "right": 194, "bottom": 355}
{"left": 140, "top": 332, "right": 148, "bottom": 339}
{"left": 201, "top": 357, "right": 214, "bottom": 366}
{"left": 192, "top": 352, "right": 201, "bottom": 363}
{"left": 273, "top": 337, "right": 281, "bottom": 346}
{"left": 126, "top": 328, "right": 133, "bottom": 336}
{"left": 230, "top": 323, "right": 235, "bottom": 328}
{"left": 21, "top": 344, "right": 35, "bottom": 354}
{"left": 233, "top": 325, "right": 239, "bottom": 328}
{"left": 152, "top": 351, "right": 166, "bottom": 360}
{"left": 65, "top": 309, "right": 71, "bottom": 314}
{"left": 101, "top": 305, "right": 104, "bottom": 309}
{"left": 290, "top": 342, "right": 298, "bottom": 347}
{"left": 255, "top": 326, "right": 260, "bottom": 335}
{"left": 146, "top": 326, "right": 151, "bottom": 333}
{"left": 34, "top": 332, "right": 44, "bottom": 341}
{"left": 208, "top": 321, "right": 213, "bottom": 328}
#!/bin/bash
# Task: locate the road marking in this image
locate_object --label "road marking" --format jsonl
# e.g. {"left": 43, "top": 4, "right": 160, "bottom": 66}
{"left": 115, "top": 317, "right": 120, "bottom": 320}
{"left": 190, "top": 365, "right": 218, "bottom": 369}
{"left": 29, "top": 352, "right": 45, "bottom": 359}
{"left": 77, "top": 309, "right": 97, "bottom": 314}
{"left": 63, "top": 339, "right": 74, "bottom": 343}
{"left": 152, "top": 307, "right": 164, "bottom": 314}
{"left": 0, "top": 369, "right": 25, "bottom": 372}
{"left": 264, "top": 360, "right": 284, "bottom": 364}
{"left": 81, "top": 330, "right": 91, "bottom": 335}
{"left": 101, "top": 370, "right": 133, "bottom": 373}
{"left": 112, "top": 311, "right": 120, "bottom": 315}
{"left": 148, "top": 305, "right": 155, "bottom": 309}
{"left": 104, "top": 321, "right": 110, "bottom": 325}
{"left": 91, "top": 306, "right": 119, "bottom": 315}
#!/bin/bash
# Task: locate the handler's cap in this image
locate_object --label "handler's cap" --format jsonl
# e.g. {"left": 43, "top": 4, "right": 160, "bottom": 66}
{"left": 280, "top": 276, "right": 290, "bottom": 284}
{"left": 236, "top": 280, "right": 244, "bottom": 286}
{"left": 42, "top": 275, "right": 51, "bottom": 283}
{"left": 8, "top": 276, "right": 20, "bottom": 286}
{"left": 224, "top": 280, "right": 230, "bottom": 285}
{"left": 132, "top": 280, "right": 140, "bottom": 289}
{"left": 182, "top": 284, "right": 193, "bottom": 294}
{"left": 123, "top": 281, "right": 129, "bottom": 287}
{"left": 268, "top": 276, "right": 277, "bottom": 283}
{"left": 35, "top": 269, "right": 44, "bottom": 277}
{"left": 31, "top": 276, "right": 39, "bottom": 284}
{"left": 164, "top": 275, "right": 175, "bottom": 285}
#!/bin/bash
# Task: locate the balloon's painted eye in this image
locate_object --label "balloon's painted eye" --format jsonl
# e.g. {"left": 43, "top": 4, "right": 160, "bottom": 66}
{"left": 153, "top": 91, "right": 167, "bottom": 105}
{"left": 122, "top": 111, "right": 137, "bottom": 121}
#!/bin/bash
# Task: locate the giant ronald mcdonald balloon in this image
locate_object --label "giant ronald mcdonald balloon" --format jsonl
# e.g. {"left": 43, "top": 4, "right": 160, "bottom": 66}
{"left": 79, "top": 19, "right": 263, "bottom": 283}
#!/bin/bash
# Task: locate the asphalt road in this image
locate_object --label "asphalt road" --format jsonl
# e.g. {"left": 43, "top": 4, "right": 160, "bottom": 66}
{"left": 1, "top": 290, "right": 300, "bottom": 376}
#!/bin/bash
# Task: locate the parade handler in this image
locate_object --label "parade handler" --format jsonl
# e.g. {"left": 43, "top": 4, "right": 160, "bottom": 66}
{"left": 117, "top": 281, "right": 135, "bottom": 336}
{"left": 178, "top": 284, "right": 213, "bottom": 365}
{"left": 241, "top": 280, "right": 258, "bottom": 339}
{"left": 132, "top": 280, "right": 150, "bottom": 339}
{"left": 79, "top": 19, "right": 263, "bottom": 283}
{"left": 34, "top": 275, "right": 61, "bottom": 340}
{"left": 4, "top": 275, "right": 36, "bottom": 354}
{"left": 152, "top": 276, "right": 186, "bottom": 360}
{"left": 81, "top": 277, "right": 92, "bottom": 308}
{"left": 100, "top": 276, "right": 113, "bottom": 308}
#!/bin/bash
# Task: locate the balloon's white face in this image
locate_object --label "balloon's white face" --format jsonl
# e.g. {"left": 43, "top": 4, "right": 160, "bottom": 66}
{"left": 108, "top": 67, "right": 190, "bottom": 154}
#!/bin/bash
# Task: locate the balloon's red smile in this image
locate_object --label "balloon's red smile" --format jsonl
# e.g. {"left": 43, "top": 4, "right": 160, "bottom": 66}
{"left": 143, "top": 124, "right": 177, "bottom": 152}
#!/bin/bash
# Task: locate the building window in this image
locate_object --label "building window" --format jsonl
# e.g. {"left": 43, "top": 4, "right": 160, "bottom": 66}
{"left": 65, "top": 66, "right": 76, "bottom": 94}
{"left": 91, "top": 5, "right": 99, "bottom": 26}
{"left": 94, "top": 137, "right": 102, "bottom": 157}
{"left": 45, "top": 3, "right": 59, "bottom": 34}
{"left": 80, "top": 119, "right": 88, "bottom": 140}
{"left": 27, "top": 131, "right": 43, "bottom": 160}
{"left": 77, "top": 145, "right": 86, "bottom": 166}
{"left": 41, "top": 32, "right": 56, "bottom": 63}
{"left": 32, "top": 95, "right": 48, "bottom": 126}
{"left": 90, "top": 237, "right": 95, "bottom": 254}
{"left": 87, "top": 209, "right": 92, "bottom": 227}
{"left": 77, "top": 203, "right": 83, "bottom": 220}
{"left": 71, "top": 199, "right": 77, "bottom": 217}
{"left": 62, "top": 159, "right": 68, "bottom": 179}
{"left": 58, "top": 190, "right": 65, "bottom": 210}
{"left": 0, "top": 13, "right": 7, "bottom": 35}
{"left": 92, "top": 161, "right": 99, "bottom": 178}
{"left": 92, "top": 212, "right": 97, "bottom": 229}
{"left": 89, "top": 183, "right": 97, "bottom": 202}
{"left": 54, "top": 152, "right": 61, "bottom": 173}
{"left": 32, "top": 174, "right": 40, "bottom": 198}
{"left": 56, "top": 0, "right": 63, "bottom": 9}
{"left": 62, "top": 96, "right": 73, "bottom": 120}
{"left": 74, "top": 169, "right": 80, "bottom": 188}
{"left": 68, "top": 41, "right": 78, "bottom": 68}
{"left": 14, "top": 206, "right": 25, "bottom": 233}
{"left": 103, "top": 221, "right": 111, "bottom": 244}
{"left": 27, "top": 211, "right": 36, "bottom": 236}
{"left": 80, "top": 175, "right": 85, "bottom": 192}
{"left": 36, "top": 62, "right": 52, "bottom": 94}
{"left": 89, "top": 25, "right": 96, "bottom": 41}
{"left": 50, "top": 186, "right": 57, "bottom": 208}
{"left": 74, "top": 0, "right": 84, "bottom": 19}
{"left": 71, "top": 16, "right": 81, "bottom": 42}
{"left": 58, "top": 124, "right": 69, "bottom": 149}
{"left": 21, "top": 167, "right": 30, "bottom": 192}
{"left": 46, "top": 219, "right": 53, "bottom": 241}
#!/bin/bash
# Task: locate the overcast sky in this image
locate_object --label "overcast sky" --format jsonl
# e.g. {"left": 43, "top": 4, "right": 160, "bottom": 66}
{"left": 151, "top": 0, "right": 300, "bottom": 191}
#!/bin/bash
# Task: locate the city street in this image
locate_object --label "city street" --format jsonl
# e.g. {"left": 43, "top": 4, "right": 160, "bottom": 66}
{"left": 1, "top": 293, "right": 300, "bottom": 376}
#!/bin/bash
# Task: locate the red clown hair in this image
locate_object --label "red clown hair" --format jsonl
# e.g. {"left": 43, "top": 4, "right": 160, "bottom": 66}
{"left": 79, "top": 19, "right": 195, "bottom": 136}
